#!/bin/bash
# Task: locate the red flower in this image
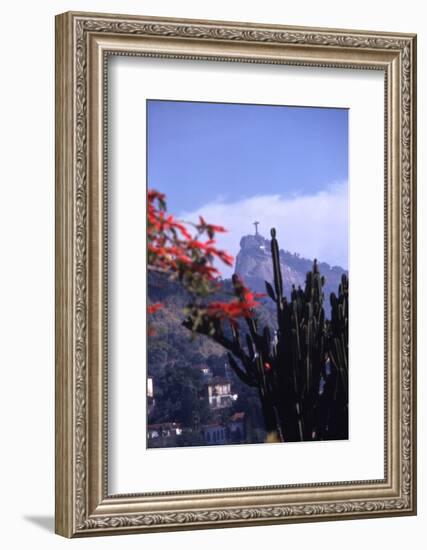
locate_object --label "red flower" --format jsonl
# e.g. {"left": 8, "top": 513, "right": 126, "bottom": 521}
{"left": 147, "top": 188, "right": 261, "bottom": 324}
{"left": 148, "top": 303, "right": 163, "bottom": 314}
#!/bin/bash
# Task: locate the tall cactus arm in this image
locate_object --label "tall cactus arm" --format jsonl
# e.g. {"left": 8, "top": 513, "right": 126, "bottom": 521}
{"left": 270, "top": 228, "right": 284, "bottom": 303}
{"left": 227, "top": 353, "right": 257, "bottom": 387}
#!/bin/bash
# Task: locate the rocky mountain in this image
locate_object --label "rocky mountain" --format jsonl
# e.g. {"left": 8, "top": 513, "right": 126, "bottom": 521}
{"left": 234, "top": 233, "right": 347, "bottom": 317}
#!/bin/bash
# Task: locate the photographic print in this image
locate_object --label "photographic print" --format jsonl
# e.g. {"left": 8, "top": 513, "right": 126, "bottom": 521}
{"left": 147, "top": 100, "right": 349, "bottom": 449}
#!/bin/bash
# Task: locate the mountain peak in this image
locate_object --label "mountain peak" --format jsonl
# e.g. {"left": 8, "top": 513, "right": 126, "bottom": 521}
{"left": 239, "top": 233, "right": 269, "bottom": 252}
{"left": 234, "top": 232, "right": 347, "bottom": 315}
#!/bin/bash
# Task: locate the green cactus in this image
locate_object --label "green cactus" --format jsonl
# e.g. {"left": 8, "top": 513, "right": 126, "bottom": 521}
{"left": 184, "top": 228, "right": 348, "bottom": 442}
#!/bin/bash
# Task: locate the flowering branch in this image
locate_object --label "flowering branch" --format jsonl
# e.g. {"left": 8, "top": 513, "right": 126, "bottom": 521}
{"left": 147, "top": 188, "right": 262, "bottom": 325}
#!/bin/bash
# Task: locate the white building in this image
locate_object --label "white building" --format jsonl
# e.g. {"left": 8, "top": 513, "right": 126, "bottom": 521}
{"left": 206, "top": 377, "right": 234, "bottom": 409}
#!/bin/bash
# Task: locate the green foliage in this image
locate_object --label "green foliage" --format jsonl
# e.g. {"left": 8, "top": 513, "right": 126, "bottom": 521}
{"left": 149, "top": 364, "right": 210, "bottom": 427}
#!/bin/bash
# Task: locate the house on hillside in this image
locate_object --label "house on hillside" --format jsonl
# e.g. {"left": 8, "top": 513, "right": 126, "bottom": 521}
{"left": 199, "top": 365, "right": 212, "bottom": 379}
{"left": 147, "top": 422, "right": 182, "bottom": 447}
{"left": 205, "top": 377, "right": 236, "bottom": 409}
{"left": 147, "top": 376, "right": 155, "bottom": 414}
{"left": 201, "top": 412, "right": 248, "bottom": 445}
{"left": 202, "top": 423, "right": 227, "bottom": 445}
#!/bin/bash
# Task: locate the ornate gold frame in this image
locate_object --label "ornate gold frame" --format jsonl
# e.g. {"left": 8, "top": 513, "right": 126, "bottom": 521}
{"left": 55, "top": 11, "right": 417, "bottom": 537}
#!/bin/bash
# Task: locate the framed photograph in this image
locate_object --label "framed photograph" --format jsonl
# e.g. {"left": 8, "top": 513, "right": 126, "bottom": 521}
{"left": 55, "top": 11, "right": 417, "bottom": 537}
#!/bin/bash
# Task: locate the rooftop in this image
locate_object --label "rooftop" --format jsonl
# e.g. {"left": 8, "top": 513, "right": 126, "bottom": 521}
{"left": 230, "top": 412, "right": 245, "bottom": 422}
{"left": 147, "top": 422, "right": 181, "bottom": 430}
{"left": 206, "top": 376, "right": 230, "bottom": 386}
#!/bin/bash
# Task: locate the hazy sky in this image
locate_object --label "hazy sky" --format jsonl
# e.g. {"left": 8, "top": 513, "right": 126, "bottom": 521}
{"left": 147, "top": 100, "right": 348, "bottom": 275}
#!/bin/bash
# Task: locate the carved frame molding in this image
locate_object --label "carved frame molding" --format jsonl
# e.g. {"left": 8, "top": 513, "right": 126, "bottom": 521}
{"left": 55, "top": 11, "right": 416, "bottom": 537}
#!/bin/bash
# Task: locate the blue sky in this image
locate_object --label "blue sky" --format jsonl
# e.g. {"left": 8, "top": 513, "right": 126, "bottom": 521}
{"left": 147, "top": 100, "right": 348, "bottom": 273}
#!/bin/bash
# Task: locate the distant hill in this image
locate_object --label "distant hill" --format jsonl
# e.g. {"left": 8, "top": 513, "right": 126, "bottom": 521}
{"left": 235, "top": 233, "right": 348, "bottom": 317}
